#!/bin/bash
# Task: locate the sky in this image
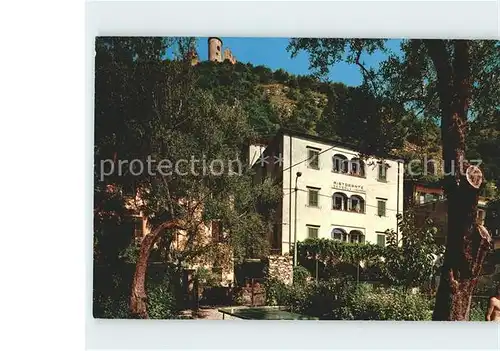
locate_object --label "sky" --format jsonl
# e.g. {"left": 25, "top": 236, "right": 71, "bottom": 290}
{"left": 189, "top": 37, "right": 403, "bottom": 86}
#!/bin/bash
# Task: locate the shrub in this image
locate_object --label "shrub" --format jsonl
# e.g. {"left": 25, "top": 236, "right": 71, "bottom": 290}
{"left": 147, "top": 283, "right": 177, "bottom": 319}
{"left": 293, "top": 266, "right": 311, "bottom": 286}
{"left": 286, "top": 283, "right": 314, "bottom": 313}
{"left": 304, "top": 279, "right": 350, "bottom": 318}
{"left": 297, "top": 210, "right": 444, "bottom": 291}
{"left": 347, "top": 287, "right": 432, "bottom": 321}
{"left": 93, "top": 264, "right": 180, "bottom": 319}
{"left": 264, "top": 277, "right": 290, "bottom": 306}
{"left": 469, "top": 304, "right": 485, "bottom": 321}
{"left": 469, "top": 298, "right": 488, "bottom": 321}
{"left": 266, "top": 277, "right": 433, "bottom": 320}
{"left": 93, "top": 292, "right": 131, "bottom": 319}
{"left": 194, "top": 267, "right": 221, "bottom": 287}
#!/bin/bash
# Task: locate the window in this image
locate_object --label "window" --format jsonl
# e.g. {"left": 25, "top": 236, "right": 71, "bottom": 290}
{"left": 332, "top": 228, "right": 347, "bottom": 241}
{"left": 377, "top": 233, "right": 386, "bottom": 246}
{"left": 351, "top": 197, "right": 359, "bottom": 212}
{"left": 350, "top": 158, "right": 365, "bottom": 177}
{"left": 349, "top": 230, "right": 364, "bottom": 244}
{"left": 378, "top": 163, "right": 388, "bottom": 181}
{"left": 308, "top": 187, "right": 320, "bottom": 207}
{"left": 307, "top": 225, "right": 319, "bottom": 238}
{"left": 377, "top": 199, "right": 387, "bottom": 217}
{"left": 308, "top": 148, "right": 320, "bottom": 169}
{"left": 216, "top": 45, "right": 221, "bottom": 51}
{"left": 349, "top": 195, "right": 365, "bottom": 213}
{"left": 351, "top": 162, "right": 358, "bottom": 175}
{"left": 332, "top": 154, "right": 348, "bottom": 173}
{"left": 212, "top": 221, "right": 223, "bottom": 242}
{"left": 332, "top": 192, "right": 347, "bottom": 210}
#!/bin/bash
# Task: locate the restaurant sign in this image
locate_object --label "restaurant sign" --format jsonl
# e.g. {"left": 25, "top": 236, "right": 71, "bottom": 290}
{"left": 332, "top": 181, "right": 365, "bottom": 193}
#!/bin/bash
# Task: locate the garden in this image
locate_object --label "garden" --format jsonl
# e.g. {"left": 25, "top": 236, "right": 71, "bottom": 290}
{"left": 93, "top": 210, "right": 499, "bottom": 320}
{"left": 262, "top": 211, "right": 498, "bottom": 321}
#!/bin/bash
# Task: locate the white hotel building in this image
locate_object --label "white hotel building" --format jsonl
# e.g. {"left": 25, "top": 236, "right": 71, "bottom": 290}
{"left": 250, "top": 129, "right": 404, "bottom": 255}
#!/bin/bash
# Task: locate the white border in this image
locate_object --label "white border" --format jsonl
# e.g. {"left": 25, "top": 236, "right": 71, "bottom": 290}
{"left": 86, "top": 1, "right": 500, "bottom": 350}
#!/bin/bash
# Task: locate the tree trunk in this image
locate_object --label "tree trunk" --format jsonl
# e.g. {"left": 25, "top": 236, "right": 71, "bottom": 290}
{"left": 130, "top": 219, "right": 181, "bottom": 318}
{"left": 432, "top": 171, "right": 491, "bottom": 320}
{"left": 427, "top": 40, "right": 492, "bottom": 320}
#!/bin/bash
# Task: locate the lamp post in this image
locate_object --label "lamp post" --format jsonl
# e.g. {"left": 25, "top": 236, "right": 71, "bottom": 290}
{"left": 358, "top": 260, "right": 365, "bottom": 286}
{"left": 357, "top": 262, "right": 360, "bottom": 285}
{"left": 293, "top": 171, "right": 302, "bottom": 267}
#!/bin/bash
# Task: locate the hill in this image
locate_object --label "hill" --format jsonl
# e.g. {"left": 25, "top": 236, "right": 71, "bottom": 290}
{"left": 193, "top": 60, "right": 499, "bottom": 193}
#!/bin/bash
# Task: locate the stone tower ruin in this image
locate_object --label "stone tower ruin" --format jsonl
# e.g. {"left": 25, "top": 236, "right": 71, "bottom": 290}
{"left": 208, "top": 37, "right": 236, "bottom": 64}
{"left": 208, "top": 37, "right": 223, "bottom": 63}
{"left": 223, "top": 48, "right": 236, "bottom": 64}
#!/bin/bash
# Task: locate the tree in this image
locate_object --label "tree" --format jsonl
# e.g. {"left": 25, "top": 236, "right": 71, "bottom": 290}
{"left": 467, "top": 110, "right": 500, "bottom": 188}
{"left": 94, "top": 37, "right": 281, "bottom": 318}
{"left": 316, "top": 83, "right": 409, "bottom": 155}
{"left": 288, "top": 39, "right": 499, "bottom": 320}
{"left": 383, "top": 211, "right": 444, "bottom": 290}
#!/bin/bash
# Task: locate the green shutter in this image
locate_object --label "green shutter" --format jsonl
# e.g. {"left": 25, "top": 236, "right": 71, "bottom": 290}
{"left": 308, "top": 227, "right": 318, "bottom": 238}
{"left": 378, "top": 200, "right": 386, "bottom": 216}
{"left": 378, "top": 164, "right": 387, "bottom": 181}
{"left": 309, "top": 189, "right": 319, "bottom": 207}
{"left": 377, "top": 234, "right": 386, "bottom": 246}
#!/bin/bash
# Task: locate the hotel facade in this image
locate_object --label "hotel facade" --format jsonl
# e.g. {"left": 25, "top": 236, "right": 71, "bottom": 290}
{"left": 250, "top": 129, "right": 404, "bottom": 255}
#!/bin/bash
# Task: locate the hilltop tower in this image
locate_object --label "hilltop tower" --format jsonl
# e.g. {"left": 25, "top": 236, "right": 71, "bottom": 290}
{"left": 208, "top": 37, "right": 223, "bottom": 63}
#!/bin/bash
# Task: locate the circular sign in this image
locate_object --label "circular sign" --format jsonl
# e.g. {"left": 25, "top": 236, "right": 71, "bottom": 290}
{"left": 466, "top": 165, "right": 483, "bottom": 189}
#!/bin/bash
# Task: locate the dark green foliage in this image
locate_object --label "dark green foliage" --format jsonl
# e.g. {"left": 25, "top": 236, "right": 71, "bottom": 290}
{"left": 194, "top": 267, "right": 222, "bottom": 288}
{"left": 264, "top": 277, "right": 290, "bottom": 306}
{"left": 297, "top": 238, "right": 386, "bottom": 282}
{"left": 297, "top": 209, "right": 444, "bottom": 289}
{"left": 264, "top": 276, "right": 316, "bottom": 313}
{"left": 193, "top": 39, "right": 500, "bottom": 183}
{"left": 469, "top": 297, "right": 488, "bottom": 321}
{"left": 344, "top": 285, "right": 432, "bottom": 321}
{"left": 94, "top": 37, "right": 288, "bottom": 318}
{"left": 193, "top": 56, "right": 409, "bottom": 155}
{"left": 93, "top": 264, "right": 178, "bottom": 319}
{"left": 94, "top": 37, "right": 499, "bottom": 319}
{"left": 94, "top": 37, "right": 282, "bottom": 268}
{"left": 298, "top": 238, "right": 385, "bottom": 265}
{"left": 293, "top": 266, "right": 310, "bottom": 286}
{"left": 383, "top": 211, "right": 444, "bottom": 289}
{"left": 299, "top": 240, "right": 388, "bottom": 282}
{"left": 485, "top": 200, "right": 500, "bottom": 237}
{"left": 287, "top": 38, "right": 500, "bottom": 192}
{"left": 467, "top": 111, "right": 500, "bottom": 189}
{"left": 264, "top": 278, "right": 432, "bottom": 320}
{"left": 146, "top": 276, "right": 178, "bottom": 319}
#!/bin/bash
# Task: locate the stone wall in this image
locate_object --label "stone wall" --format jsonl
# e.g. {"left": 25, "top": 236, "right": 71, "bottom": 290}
{"left": 267, "top": 255, "right": 293, "bottom": 285}
{"left": 223, "top": 48, "right": 237, "bottom": 64}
